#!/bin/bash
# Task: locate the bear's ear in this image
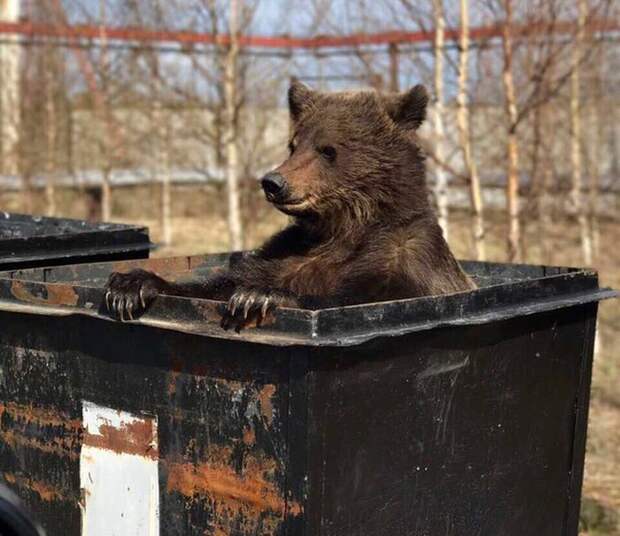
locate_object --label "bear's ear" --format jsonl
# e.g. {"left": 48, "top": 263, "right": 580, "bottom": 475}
{"left": 288, "top": 79, "right": 316, "bottom": 121}
{"left": 383, "top": 84, "right": 429, "bottom": 130}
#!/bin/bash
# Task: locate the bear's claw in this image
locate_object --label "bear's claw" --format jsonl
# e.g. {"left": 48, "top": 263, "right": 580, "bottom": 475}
{"left": 103, "top": 269, "right": 164, "bottom": 321}
{"left": 221, "top": 287, "right": 282, "bottom": 332}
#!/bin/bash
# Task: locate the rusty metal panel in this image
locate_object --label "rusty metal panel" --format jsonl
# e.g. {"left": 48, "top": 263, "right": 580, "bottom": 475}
{"left": 304, "top": 306, "right": 597, "bottom": 535}
{"left": 0, "top": 254, "right": 615, "bottom": 535}
{"left": 0, "top": 312, "right": 300, "bottom": 535}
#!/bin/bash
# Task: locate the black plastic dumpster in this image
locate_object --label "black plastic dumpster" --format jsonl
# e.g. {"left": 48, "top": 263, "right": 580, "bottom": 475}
{"left": 0, "top": 254, "right": 616, "bottom": 535}
{"left": 0, "top": 212, "right": 152, "bottom": 270}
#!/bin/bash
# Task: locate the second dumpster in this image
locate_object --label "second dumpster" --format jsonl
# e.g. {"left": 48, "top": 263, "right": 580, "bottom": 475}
{"left": 0, "top": 212, "right": 152, "bottom": 270}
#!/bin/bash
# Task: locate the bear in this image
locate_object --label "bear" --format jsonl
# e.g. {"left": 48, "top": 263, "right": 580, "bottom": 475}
{"left": 104, "top": 80, "right": 475, "bottom": 331}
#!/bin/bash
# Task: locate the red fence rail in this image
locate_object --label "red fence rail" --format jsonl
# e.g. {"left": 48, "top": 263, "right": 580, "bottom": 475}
{"left": 0, "top": 19, "right": 617, "bottom": 49}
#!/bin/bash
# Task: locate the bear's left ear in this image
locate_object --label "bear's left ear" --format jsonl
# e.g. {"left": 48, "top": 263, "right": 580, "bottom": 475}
{"left": 288, "top": 79, "right": 316, "bottom": 121}
{"left": 383, "top": 84, "right": 429, "bottom": 130}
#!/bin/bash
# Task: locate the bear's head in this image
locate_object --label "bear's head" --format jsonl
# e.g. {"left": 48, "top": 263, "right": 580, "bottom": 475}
{"left": 260, "top": 81, "right": 430, "bottom": 231}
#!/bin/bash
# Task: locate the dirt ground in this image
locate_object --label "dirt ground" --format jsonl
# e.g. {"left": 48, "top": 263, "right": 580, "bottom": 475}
{"left": 1, "top": 184, "right": 619, "bottom": 534}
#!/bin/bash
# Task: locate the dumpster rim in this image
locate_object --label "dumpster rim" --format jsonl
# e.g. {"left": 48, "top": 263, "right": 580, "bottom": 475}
{"left": 0, "top": 284, "right": 614, "bottom": 347}
{"left": 0, "top": 255, "right": 616, "bottom": 346}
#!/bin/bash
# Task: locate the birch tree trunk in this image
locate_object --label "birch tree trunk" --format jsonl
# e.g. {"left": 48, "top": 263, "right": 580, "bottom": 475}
{"left": 457, "top": 0, "right": 485, "bottom": 260}
{"left": 501, "top": 0, "right": 521, "bottom": 262}
{"left": 589, "top": 100, "right": 601, "bottom": 261}
{"left": 540, "top": 164, "right": 554, "bottom": 263}
{"left": 99, "top": 0, "right": 112, "bottom": 222}
{"left": 570, "top": 0, "right": 592, "bottom": 265}
{"left": 45, "top": 60, "right": 57, "bottom": 217}
{"left": 389, "top": 43, "right": 399, "bottom": 92}
{"left": 151, "top": 40, "right": 173, "bottom": 246}
{"left": 224, "top": 0, "right": 244, "bottom": 250}
{"left": 0, "top": 0, "right": 24, "bottom": 207}
{"left": 433, "top": 0, "right": 449, "bottom": 241}
{"left": 0, "top": 0, "right": 19, "bottom": 176}
{"left": 160, "top": 117, "right": 172, "bottom": 247}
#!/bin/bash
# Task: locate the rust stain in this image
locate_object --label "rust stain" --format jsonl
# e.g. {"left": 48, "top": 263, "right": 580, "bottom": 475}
{"left": 83, "top": 419, "right": 158, "bottom": 459}
{"left": 10, "top": 280, "right": 78, "bottom": 306}
{"left": 243, "top": 426, "right": 256, "bottom": 446}
{"left": 0, "top": 429, "right": 80, "bottom": 460}
{"left": 0, "top": 402, "right": 81, "bottom": 429}
{"left": 166, "top": 443, "right": 302, "bottom": 534}
{"left": 258, "top": 385, "right": 276, "bottom": 426}
{"left": 3, "top": 472, "right": 68, "bottom": 503}
{"left": 166, "top": 444, "right": 302, "bottom": 519}
{"left": 0, "top": 402, "right": 82, "bottom": 459}
{"left": 167, "top": 460, "right": 291, "bottom": 514}
{"left": 30, "top": 479, "right": 65, "bottom": 502}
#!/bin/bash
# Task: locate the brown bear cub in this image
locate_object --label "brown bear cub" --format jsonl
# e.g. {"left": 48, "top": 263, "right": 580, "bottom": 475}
{"left": 104, "top": 81, "right": 475, "bottom": 331}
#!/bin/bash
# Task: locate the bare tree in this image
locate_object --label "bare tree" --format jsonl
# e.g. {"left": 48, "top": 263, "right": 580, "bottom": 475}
{"left": 587, "top": 77, "right": 603, "bottom": 262}
{"left": 98, "top": 0, "right": 112, "bottom": 222}
{"left": 50, "top": 0, "right": 125, "bottom": 222}
{"left": 150, "top": 68, "right": 173, "bottom": 246}
{"left": 457, "top": 0, "right": 486, "bottom": 260}
{"left": 570, "top": 0, "right": 592, "bottom": 265}
{"left": 224, "top": 0, "right": 244, "bottom": 250}
{"left": 501, "top": 0, "right": 521, "bottom": 261}
{"left": 149, "top": 1, "right": 173, "bottom": 246}
{"left": 432, "top": 0, "right": 449, "bottom": 240}
{"left": 45, "top": 55, "right": 57, "bottom": 217}
{"left": 0, "top": 0, "right": 23, "bottom": 206}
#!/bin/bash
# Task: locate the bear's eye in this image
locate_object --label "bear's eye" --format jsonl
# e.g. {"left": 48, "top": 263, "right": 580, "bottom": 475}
{"left": 288, "top": 140, "right": 297, "bottom": 155}
{"left": 318, "top": 145, "right": 337, "bottom": 162}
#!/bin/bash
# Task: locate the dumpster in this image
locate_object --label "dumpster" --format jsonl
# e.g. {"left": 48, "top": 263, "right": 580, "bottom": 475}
{"left": 0, "top": 254, "right": 616, "bottom": 535}
{"left": 0, "top": 213, "right": 152, "bottom": 270}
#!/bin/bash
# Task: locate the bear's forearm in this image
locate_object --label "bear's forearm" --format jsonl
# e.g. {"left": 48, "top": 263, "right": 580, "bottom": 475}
{"left": 158, "top": 273, "right": 238, "bottom": 301}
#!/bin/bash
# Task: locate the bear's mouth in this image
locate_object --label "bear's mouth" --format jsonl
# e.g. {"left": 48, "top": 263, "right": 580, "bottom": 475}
{"left": 273, "top": 197, "right": 312, "bottom": 215}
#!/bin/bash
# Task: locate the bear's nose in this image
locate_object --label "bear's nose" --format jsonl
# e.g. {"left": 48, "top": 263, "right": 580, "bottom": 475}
{"left": 261, "top": 172, "right": 288, "bottom": 201}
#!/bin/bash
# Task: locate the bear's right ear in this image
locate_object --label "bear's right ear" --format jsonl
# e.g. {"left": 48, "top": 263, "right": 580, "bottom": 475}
{"left": 288, "top": 79, "right": 316, "bottom": 121}
{"left": 383, "top": 84, "right": 429, "bottom": 131}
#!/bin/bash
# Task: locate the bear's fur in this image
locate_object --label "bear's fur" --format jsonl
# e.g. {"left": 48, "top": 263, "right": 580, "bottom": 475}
{"left": 104, "top": 81, "right": 475, "bottom": 330}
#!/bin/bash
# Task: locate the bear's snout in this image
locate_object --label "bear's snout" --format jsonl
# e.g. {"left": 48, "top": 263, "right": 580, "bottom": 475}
{"left": 261, "top": 172, "right": 289, "bottom": 203}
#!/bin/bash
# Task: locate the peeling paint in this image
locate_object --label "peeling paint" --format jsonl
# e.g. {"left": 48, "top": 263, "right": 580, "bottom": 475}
{"left": 83, "top": 418, "right": 158, "bottom": 459}
{"left": 80, "top": 401, "right": 160, "bottom": 536}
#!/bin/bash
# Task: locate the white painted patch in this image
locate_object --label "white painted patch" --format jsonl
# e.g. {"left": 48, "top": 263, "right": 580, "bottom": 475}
{"left": 80, "top": 401, "right": 160, "bottom": 536}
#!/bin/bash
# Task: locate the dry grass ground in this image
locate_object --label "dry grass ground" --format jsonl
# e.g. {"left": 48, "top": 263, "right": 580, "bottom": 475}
{"left": 1, "top": 184, "right": 618, "bottom": 534}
